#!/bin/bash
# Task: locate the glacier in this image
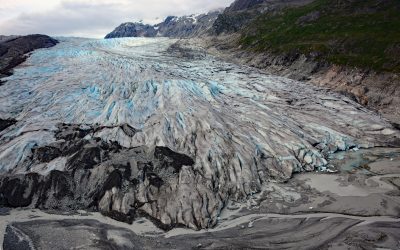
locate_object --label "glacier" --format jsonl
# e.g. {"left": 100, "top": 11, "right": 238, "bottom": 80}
{"left": 0, "top": 37, "right": 399, "bottom": 229}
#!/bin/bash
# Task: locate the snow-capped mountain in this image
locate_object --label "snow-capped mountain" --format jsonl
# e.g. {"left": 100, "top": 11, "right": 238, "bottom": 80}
{"left": 105, "top": 11, "right": 221, "bottom": 39}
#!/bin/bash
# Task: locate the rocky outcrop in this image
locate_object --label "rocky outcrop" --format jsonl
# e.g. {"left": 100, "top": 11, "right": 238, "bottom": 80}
{"left": 212, "top": 0, "right": 314, "bottom": 35}
{"left": 104, "top": 1, "right": 313, "bottom": 38}
{"left": 0, "top": 35, "right": 19, "bottom": 43}
{"left": 0, "top": 34, "right": 58, "bottom": 79}
{"left": 104, "top": 23, "right": 157, "bottom": 39}
{"left": 225, "top": 0, "right": 265, "bottom": 11}
{"left": 104, "top": 11, "right": 221, "bottom": 39}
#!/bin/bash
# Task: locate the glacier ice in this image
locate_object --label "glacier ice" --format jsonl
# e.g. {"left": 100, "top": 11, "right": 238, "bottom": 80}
{"left": 0, "top": 37, "right": 399, "bottom": 229}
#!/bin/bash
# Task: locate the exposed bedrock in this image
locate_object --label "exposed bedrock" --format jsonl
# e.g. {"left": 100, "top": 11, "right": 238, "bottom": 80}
{"left": 0, "top": 38, "right": 399, "bottom": 229}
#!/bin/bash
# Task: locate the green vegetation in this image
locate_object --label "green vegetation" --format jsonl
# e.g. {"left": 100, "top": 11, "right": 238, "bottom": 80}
{"left": 240, "top": 0, "right": 400, "bottom": 73}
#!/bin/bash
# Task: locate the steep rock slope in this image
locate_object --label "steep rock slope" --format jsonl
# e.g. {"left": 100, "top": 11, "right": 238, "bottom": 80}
{"left": 0, "top": 34, "right": 58, "bottom": 79}
{"left": 0, "top": 38, "right": 398, "bottom": 229}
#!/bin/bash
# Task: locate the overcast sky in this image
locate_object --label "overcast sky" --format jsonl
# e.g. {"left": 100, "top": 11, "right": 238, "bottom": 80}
{"left": 0, "top": 0, "right": 233, "bottom": 38}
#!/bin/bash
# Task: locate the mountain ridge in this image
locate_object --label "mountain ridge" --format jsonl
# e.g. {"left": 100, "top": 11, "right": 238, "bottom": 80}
{"left": 105, "top": 11, "right": 221, "bottom": 39}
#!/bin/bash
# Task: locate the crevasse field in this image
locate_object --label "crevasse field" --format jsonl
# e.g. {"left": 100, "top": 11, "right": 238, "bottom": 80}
{"left": 0, "top": 38, "right": 398, "bottom": 229}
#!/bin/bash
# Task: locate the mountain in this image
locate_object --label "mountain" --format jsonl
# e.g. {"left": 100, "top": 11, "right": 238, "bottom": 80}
{"left": 104, "top": 11, "right": 221, "bottom": 39}
{"left": 154, "top": 12, "right": 221, "bottom": 37}
{"left": 225, "top": 0, "right": 265, "bottom": 11}
{"left": 212, "top": 0, "right": 315, "bottom": 34}
{"left": 104, "top": 23, "right": 157, "bottom": 39}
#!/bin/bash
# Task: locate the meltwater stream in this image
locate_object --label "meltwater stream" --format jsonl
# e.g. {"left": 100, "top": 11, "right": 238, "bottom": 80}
{"left": 0, "top": 37, "right": 398, "bottom": 229}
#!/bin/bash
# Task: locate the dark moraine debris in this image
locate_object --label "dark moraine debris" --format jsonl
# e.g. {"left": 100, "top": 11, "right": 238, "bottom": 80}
{"left": 0, "top": 123, "right": 204, "bottom": 229}
{"left": 121, "top": 123, "right": 138, "bottom": 137}
{"left": 0, "top": 118, "right": 17, "bottom": 132}
{"left": 0, "top": 174, "right": 40, "bottom": 207}
{"left": 96, "top": 169, "right": 123, "bottom": 201}
{"left": 66, "top": 145, "right": 102, "bottom": 170}
{"left": 146, "top": 172, "right": 164, "bottom": 188}
{"left": 55, "top": 123, "right": 94, "bottom": 140}
{"left": 166, "top": 42, "right": 206, "bottom": 60}
{"left": 31, "top": 146, "right": 62, "bottom": 163}
{"left": 154, "top": 146, "right": 195, "bottom": 172}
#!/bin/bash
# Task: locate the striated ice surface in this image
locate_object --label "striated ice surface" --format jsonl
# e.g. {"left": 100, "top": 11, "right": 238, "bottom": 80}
{"left": 0, "top": 37, "right": 399, "bottom": 228}
{"left": 0, "top": 37, "right": 398, "bottom": 175}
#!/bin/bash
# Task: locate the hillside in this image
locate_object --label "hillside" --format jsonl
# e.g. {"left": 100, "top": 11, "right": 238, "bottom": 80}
{"left": 0, "top": 34, "right": 58, "bottom": 80}
{"left": 239, "top": 0, "right": 400, "bottom": 73}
